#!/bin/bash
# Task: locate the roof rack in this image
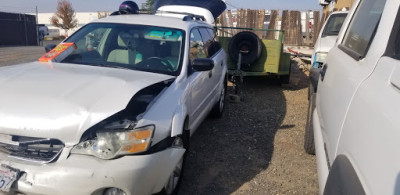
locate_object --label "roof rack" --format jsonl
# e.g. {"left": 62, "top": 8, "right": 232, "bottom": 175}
{"left": 156, "top": 10, "right": 206, "bottom": 22}
{"left": 183, "top": 14, "right": 206, "bottom": 22}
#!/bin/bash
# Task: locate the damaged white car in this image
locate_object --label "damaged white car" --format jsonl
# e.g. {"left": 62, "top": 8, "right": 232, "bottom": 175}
{"left": 0, "top": 1, "right": 227, "bottom": 194}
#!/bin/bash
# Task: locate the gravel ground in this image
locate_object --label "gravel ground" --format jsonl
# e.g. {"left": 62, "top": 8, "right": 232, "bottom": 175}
{"left": 179, "top": 58, "right": 318, "bottom": 195}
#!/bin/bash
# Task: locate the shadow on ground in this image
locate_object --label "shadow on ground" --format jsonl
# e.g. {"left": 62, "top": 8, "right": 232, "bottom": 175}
{"left": 179, "top": 59, "right": 311, "bottom": 194}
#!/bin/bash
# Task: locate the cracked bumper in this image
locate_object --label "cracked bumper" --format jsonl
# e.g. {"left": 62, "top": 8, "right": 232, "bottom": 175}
{"left": 1, "top": 148, "right": 185, "bottom": 195}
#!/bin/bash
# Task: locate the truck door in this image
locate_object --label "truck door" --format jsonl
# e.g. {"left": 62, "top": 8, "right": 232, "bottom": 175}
{"left": 334, "top": 6, "right": 400, "bottom": 193}
{"left": 316, "top": 0, "right": 387, "bottom": 165}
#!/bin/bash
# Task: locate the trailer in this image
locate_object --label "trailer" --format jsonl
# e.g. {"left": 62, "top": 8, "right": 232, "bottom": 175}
{"left": 217, "top": 27, "right": 291, "bottom": 84}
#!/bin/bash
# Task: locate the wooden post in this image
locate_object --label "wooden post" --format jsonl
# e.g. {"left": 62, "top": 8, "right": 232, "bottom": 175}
{"left": 313, "top": 11, "right": 320, "bottom": 44}
{"left": 296, "top": 11, "right": 303, "bottom": 46}
{"left": 227, "top": 10, "right": 234, "bottom": 35}
{"left": 255, "top": 10, "right": 265, "bottom": 38}
{"left": 289, "top": 11, "right": 297, "bottom": 45}
{"left": 219, "top": 11, "right": 226, "bottom": 37}
{"left": 267, "top": 10, "right": 278, "bottom": 40}
{"left": 282, "top": 10, "right": 289, "bottom": 44}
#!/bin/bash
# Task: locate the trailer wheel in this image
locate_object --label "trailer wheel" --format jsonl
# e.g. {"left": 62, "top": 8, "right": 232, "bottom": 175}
{"left": 228, "top": 31, "right": 262, "bottom": 66}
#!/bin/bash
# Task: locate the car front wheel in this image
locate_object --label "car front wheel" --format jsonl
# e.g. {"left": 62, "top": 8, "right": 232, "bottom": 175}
{"left": 160, "top": 130, "right": 189, "bottom": 195}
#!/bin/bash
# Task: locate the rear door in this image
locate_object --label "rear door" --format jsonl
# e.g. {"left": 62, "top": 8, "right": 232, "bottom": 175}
{"left": 199, "top": 27, "right": 225, "bottom": 100}
{"left": 316, "top": 0, "right": 387, "bottom": 165}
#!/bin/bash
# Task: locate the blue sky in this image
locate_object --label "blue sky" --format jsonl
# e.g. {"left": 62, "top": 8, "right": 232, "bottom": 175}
{"left": 0, "top": 0, "right": 321, "bottom": 13}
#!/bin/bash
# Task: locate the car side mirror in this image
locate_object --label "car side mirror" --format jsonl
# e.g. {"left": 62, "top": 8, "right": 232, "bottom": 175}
{"left": 45, "top": 44, "right": 57, "bottom": 53}
{"left": 192, "top": 58, "right": 214, "bottom": 71}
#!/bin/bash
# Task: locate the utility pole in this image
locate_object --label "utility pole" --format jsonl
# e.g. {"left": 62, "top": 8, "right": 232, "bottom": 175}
{"left": 36, "top": 6, "right": 38, "bottom": 24}
{"left": 35, "top": 6, "right": 40, "bottom": 46}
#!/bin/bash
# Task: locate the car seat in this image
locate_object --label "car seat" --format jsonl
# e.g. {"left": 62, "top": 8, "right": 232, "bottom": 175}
{"left": 165, "top": 42, "right": 181, "bottom": 70}
{"left": 107, "top": 32, "right": 142, "bottom": 65}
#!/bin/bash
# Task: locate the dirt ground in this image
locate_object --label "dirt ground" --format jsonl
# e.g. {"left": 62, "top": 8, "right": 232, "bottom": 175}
{"left": 179, "top": 58, "right": 318, "bottom": 195}
{"left": 0, "top": 44, "right": 318, "bottom": 194}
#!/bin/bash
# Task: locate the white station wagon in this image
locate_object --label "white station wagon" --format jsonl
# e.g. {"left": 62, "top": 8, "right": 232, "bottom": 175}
{"left": 0, "top": 1, "right": 227, "bottom": 195}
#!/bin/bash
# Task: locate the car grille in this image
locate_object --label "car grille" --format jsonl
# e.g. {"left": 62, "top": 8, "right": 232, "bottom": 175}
{"left": 0, "top": 135, "right": 64, "bottom": 164}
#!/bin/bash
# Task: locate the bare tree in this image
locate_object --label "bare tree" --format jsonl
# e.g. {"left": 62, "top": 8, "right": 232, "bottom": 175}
{"left": 50, "top": 0, "right": 78, "bottom": 36}
{"left": 142, "top": 0, "right": 156, "bottom": 11}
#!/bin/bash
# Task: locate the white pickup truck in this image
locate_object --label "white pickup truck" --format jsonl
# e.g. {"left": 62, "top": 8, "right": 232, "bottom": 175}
{"left": 306, "top": 0, "right": 400, "bottom": 194}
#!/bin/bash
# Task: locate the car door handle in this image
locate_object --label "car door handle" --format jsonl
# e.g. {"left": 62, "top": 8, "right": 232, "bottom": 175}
{"left": 320, "top": 64, "right": 328, "bottom": 82}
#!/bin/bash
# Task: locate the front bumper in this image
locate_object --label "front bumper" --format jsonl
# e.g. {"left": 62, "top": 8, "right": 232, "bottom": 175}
{"left": 0, "top": 148, "right": 185, "bottom": 195}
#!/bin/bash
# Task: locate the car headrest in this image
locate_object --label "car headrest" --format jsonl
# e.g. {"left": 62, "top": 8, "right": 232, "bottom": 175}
{"left": 171, "top": 42, "right": 180, "bottom": 57}
{"left": 118, "top": 32, "right": 133, "bottom": 48}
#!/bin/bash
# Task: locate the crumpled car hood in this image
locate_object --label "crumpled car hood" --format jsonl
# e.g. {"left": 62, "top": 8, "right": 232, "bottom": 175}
{"left": 0, "top": 62, "right": 174, "bottom": 146}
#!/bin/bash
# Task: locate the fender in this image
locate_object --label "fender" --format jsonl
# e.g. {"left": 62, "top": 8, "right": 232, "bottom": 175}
{"left": 324, "top": 155, "right": 365, "bottom": 195}
{"left": 171, "top": 105, "right": 188, "bottom": 137}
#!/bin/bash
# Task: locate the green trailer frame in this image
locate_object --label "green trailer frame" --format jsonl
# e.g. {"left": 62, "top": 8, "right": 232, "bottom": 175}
{"left": 217, "top": 27, "right": 291, "bottom": 77}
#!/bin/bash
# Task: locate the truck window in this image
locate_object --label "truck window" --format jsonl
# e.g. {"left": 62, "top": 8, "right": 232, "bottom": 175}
{"left": 342, "top": 0, "right": 387, "bottom": 58}
{"left": 322, "top": 13, "right": 348, "bottom": 37}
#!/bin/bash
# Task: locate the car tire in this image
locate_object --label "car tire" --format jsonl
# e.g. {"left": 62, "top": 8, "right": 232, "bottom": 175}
{"left": 210, "top": 77, "right": 227, "bottom": 118}
{"left": 159, "top": 130, "right": 190, "bottom": 195}
{"left": 304, "top": 89, "right": 316, "bottom": 155}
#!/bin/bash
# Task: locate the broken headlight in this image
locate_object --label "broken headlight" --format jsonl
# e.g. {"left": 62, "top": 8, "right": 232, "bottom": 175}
{"left": 71, "top": 125, "right": 154, "bottom": 160}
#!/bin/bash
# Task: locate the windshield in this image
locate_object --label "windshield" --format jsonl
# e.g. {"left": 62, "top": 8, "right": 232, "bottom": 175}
{"left": 62, "top": 23, "right": 185, "bottom": 76}
{"left": 322, "top": 13, "right": 348, "bottom": 37}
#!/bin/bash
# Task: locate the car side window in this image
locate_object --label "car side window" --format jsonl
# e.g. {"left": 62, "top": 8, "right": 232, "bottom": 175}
{"left": 342, "top": 0, "right": 387, "bottom": 58}
{"left": 189, "top": 29, "right": 206, "bottom": 62}
{"left": 199, "top": 28, "right": 213, "bottom": 57}
{"left": 208, "top": 28, "right": 219, "bottom": 42}
{"left": 206, "top": 28, "right": 222, "bottom": 56}
{"left": 322, "top": 13, "right": 347, "bottom": 37}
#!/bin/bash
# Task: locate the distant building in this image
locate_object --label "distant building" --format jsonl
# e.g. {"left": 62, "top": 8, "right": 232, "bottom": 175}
{"left": 36, "top": 12, "right": 110, "bottom": 38}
